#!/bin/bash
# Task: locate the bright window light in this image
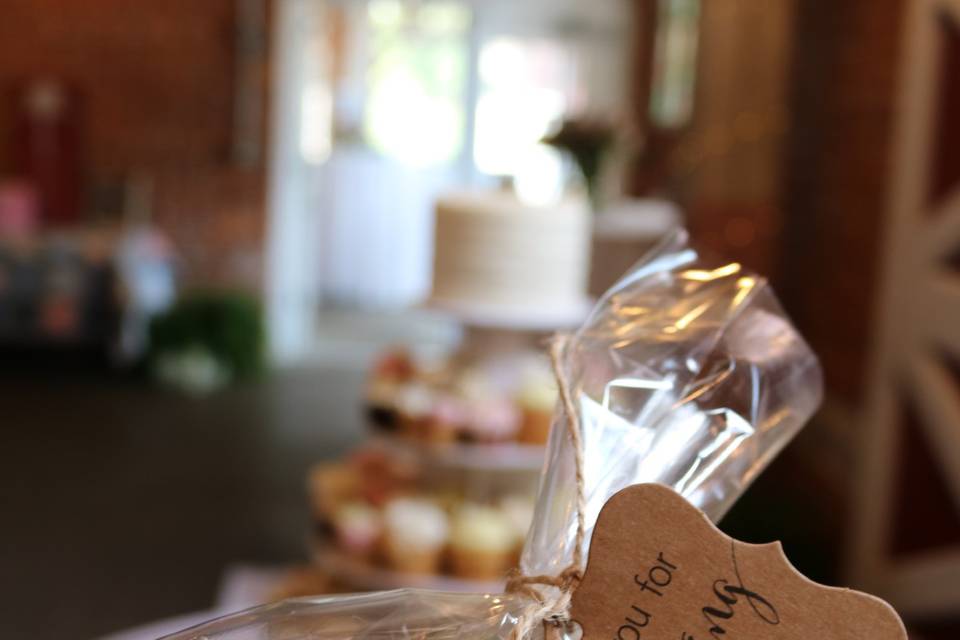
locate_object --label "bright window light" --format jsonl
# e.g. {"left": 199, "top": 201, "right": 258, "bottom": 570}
{"left": 473, "top": 37, "right": 569, "bottom": 198}
{"left": 300, "top": 83, "right": 333, "bottom": 164}
{"left": 363, "top": 0, "right": 470, "bottom": 167}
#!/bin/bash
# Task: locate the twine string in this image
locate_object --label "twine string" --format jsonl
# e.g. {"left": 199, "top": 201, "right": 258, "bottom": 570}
{"left": 506, "top": 334, "right": 586, "bottom": 640}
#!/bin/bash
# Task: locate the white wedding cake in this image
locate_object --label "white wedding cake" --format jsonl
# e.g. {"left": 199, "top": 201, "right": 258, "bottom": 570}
{"left": 429, "top": 190, "right": 591, "bottom": 328}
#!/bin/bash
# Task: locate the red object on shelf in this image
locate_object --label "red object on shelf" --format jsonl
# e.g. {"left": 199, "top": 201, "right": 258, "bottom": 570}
{"left": 10, "top": 79, "right": 82, "bottom": 226}
{"left": 0, "top": 179, "right": 39, "bottom": 238}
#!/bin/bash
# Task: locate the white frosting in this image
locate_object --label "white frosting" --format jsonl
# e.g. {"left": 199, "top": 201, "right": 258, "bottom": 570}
{"left": 516, "top": 371, "right": 557, "bottom": 411}
{"left": 333, "top": 502, "right": 382, "bottom": 548}
{"left": 397, "top": 383, "right": 435, "bottom": 418}
{"left": 450, "top": 504, "right": 516, "bottom": 553}
{"left": 383, "top": 498, "right": 449, "bottom": 550}
{"left": 431, "top": 190, "right": 591, "bottom": 316}
{"left": 499, "top": 495, "right": 536, "bottom": 544}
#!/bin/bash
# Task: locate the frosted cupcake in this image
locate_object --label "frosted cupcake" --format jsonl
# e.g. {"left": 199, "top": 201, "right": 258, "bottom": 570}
{"left": 366, "top": 350, "right": 415, "bottom": 431}
{"left": 449, "top": 504, "right": 516, "bottom": 580}
{"left": 515, "top": 376, "right": 557, "bottom": 444}
{"left": 366, "top": 378, "right": 402, "bottom": 430}
{"left": 332, "top": 501, "right": 382, "bottom": 560}
{"left": 352, "top": 448, "right": 417, "bottom": 507}
{"left": 382, "top": 498, "right": 449, "bottom": 575}
{"left": 396, "top": 383, "right": 436, "bottom": 439}
{"left": 423, "top": 394, "right": 467, "bottom": 444}
{"left": 307, "top": 463, "right": 359, "bottom": 523}
{"left": 499, "top": 495, "right": 536, "bottom": 559}
{"left": 462, "top": 397, "right": 520, "bottom": 443}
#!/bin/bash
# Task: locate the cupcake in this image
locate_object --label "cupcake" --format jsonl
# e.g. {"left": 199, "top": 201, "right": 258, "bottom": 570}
{"left": 515, "top": 376, "right": 557, "bottom": 444}
{"left": 382, "top": 498, "right": 449, "bottom": 575}
{"left": 332, "top": 501, "right": 382, "bottom": 559}
{"left": 366, "top": 378, "right": 402, "bottom": 431}
{"left": 352, "top": 449, "right": 417, "bottom": 507}
{"left": 424, "top": 394, "right": 468, "bottom": 443}
{"left": 499, "top": 495, "right": 536, "bottom": 559}
{"left": 396, "top": 383, "right": 436, "bottom": 439}
{"left": 307, "top": 463, "right": 360, "bottom": 523}
{"left": 366, "top": 350, "right": 416, "bottom": 431}
{"left": 449, "top": 504, "right": 517, "bottom": 580}
{"left": 373, "top": 349, "right": 416, "bottom": 381}
{"left": 462, "top": 396, "right": 520, "bottom": 443}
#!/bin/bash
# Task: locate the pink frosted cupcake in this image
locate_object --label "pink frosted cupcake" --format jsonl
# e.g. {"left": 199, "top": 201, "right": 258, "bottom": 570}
{"left": 462, "top": 397, "right": 520, "bottom": 443}
{"left": 425, "top": 394, "right": 469, "bottom": 443}
{"left": 332, "top": 501, "right": 382, "bottom": 559}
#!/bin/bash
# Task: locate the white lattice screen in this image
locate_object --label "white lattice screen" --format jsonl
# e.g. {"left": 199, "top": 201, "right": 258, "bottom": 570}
{"left": 849, "top": 0, "right": 960, "bottom": 617}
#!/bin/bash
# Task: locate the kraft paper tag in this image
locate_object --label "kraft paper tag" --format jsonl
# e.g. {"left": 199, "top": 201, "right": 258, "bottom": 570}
{"left": 569, "top": 484, "right": 906, "bottom": 640}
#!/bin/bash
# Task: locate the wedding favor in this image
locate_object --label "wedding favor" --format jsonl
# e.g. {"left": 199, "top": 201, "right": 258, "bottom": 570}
{"left": 165, "top": 231, "right": 905, "bottom": 640}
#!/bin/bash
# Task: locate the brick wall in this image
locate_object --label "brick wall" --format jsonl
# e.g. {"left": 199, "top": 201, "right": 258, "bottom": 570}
{"left": 0, "top": 0, "right": 271, "bottom": 289}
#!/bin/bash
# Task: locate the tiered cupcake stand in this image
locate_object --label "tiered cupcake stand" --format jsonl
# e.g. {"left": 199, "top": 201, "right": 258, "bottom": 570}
{"left": 309, "top": 308, "right": 584, "bottom": 594}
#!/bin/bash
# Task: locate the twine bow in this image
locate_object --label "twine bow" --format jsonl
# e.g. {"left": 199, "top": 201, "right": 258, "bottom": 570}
{"left": 506, "top": 335, "right": 586, "bottom": 640}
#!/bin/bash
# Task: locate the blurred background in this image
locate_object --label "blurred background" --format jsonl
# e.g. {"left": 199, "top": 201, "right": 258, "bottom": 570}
{"left": 1, "top": 0, "right": 958, "bottom": 638}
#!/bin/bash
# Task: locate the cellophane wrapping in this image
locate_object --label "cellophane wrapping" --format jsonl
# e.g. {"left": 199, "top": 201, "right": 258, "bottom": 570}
{"left": 163, "top": 230, "right": 822, "bottom": 640}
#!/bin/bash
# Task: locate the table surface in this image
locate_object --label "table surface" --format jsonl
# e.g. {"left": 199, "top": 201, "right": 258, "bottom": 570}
{"left": 99, "top": 564, "right": 292, "bottom": 640}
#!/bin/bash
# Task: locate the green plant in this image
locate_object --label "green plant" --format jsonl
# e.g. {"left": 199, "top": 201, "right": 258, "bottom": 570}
{"left": 542, "top": 118, "right": 615, "bottom": 212}
{"left": 149, "top": 291, "right": 265, "bottom": 383}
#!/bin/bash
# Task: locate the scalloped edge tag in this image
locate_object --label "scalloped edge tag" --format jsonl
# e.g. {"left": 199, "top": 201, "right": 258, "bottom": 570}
{"left": 569, "top": 484, "right": 906, "bottom": 640}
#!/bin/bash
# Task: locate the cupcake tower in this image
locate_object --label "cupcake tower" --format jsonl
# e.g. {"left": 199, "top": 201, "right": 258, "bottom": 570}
{"left": 308, "top": 188, "right": 591, "bottom": 591}
{"left": 308, "top": 447, "right": 537, "bottom": 590}
{"left": 365, "top": 346, "right": 556, "bottom": 449}
{"left": 309, "top": 331, "right": 558, "bottom": 590}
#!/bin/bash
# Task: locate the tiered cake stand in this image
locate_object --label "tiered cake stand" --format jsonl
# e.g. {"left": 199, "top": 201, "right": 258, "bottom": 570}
{"left": 310, "top": 301, "right": 589, "bottom": 593}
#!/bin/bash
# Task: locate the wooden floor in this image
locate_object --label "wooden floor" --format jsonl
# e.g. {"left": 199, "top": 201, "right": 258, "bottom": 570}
{"left": 0, "top": 363, "right": 365, "bottom": 639}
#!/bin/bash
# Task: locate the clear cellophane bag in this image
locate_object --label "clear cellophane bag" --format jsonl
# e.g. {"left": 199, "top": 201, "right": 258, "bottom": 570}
{"left": 164, "top": 231, "right": 822, "bottom": 640}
